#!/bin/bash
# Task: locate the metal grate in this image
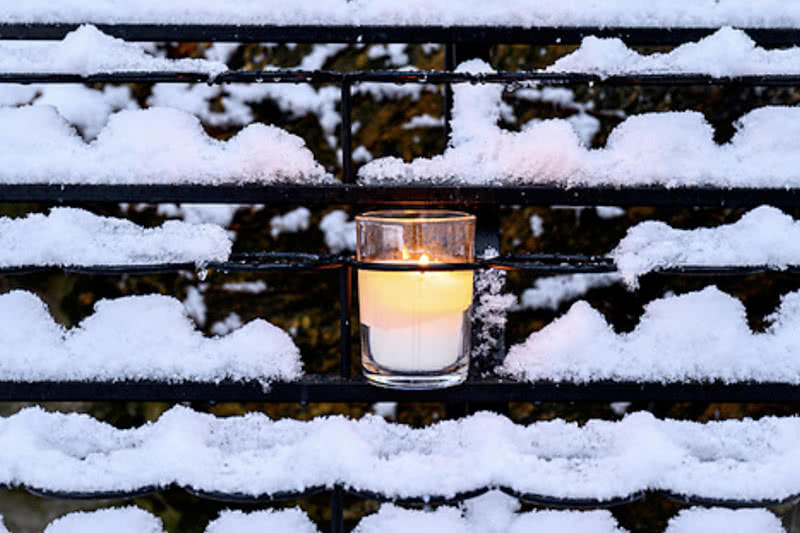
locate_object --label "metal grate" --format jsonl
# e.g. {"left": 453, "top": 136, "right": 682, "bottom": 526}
{"left": 1, "top": 21, "right": 799, "bottom": 531}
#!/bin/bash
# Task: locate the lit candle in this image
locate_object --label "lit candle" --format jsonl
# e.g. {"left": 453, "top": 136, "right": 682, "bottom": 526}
{"left": 358, "top": 256, "right": 473, "bottom": 371}
{"left": 356, "top": 211, "right": 476, "bottom": 389}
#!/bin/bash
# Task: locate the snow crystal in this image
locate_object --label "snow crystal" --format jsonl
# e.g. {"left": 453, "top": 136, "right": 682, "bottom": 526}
{"left": 361, "top": 63, "right": 800, "bottom": 187}
{"left": 372, "top": 402, "right": 397, "bottom": 420}
{"left": 1, "top": 407, "right": 795, "bottom": 504}
{"left": 270, "top": 207, "right": 311, "bottom": 238}
{"left": 472, "top": 248, "right": 516, "bottom": 363}
{"left": 0, "top": 290, "right": 302, "bottom": 384}
{"left": 0, "top": 25, "right": 226, "bottom": 76}
{"left": 206, "top": 509, "right": 320, "bottom": 533}
{"left": 0, "top": 207, "right": 231, "bottom": 267}
{"left": 0, "top": 84, "right": 37, "bottom": 106}
{"left": 503, "top": 285, "right": 800, "bottom": 384}
{"left": 43, "top": 508, "right": 166, "bottom": 533}
{"left": 611, "top": 206, "right": 800, "bottom": 286}
{"left": 352, "top": 145, "right": 373, "bottom": 163}
{"left": 221, "top": 281, "right": 268, "bottom": 294}
{"left": 517, "top": 273, "right": 623, "bottom": 311}
{"left": 8, "top": 1, "right": 800, "bottom": 28}
{"left": 147, "top": 84, "right": 251, "bottom": 127}
{"left": 549, "top": 27, "right": 800, "bottom": 77}
{"left": 0, "top": 106, "right": 329, "bottom": 185}
{"left": 664, "top": 508, "right": 783, "bottom": 533}
{"left": 320, "top": 210, "right": 356, "bottom": 253}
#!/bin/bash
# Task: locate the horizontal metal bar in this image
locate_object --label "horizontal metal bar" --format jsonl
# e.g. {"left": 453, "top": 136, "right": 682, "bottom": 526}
{"left": 1, "top": 375, "right": 799, "bottom": 402}
{"left": 0, "top": 253, "right": 344, "bottom": 276}
{"left": 5, "top": 70, "right": 800, "bottom": 87}
{"left": 4, "top": 184, "right": 800, "bottom": 208}
{"left": 17, "top": 482, "right": 793, "bottom": 509}
{"left": 3, "top": 24, "right": 800, "bottom": 46}
{"left": 0, "top": 183, "right": 800, "bottom": 207}
{"left": 1, "top": 254, "right": 797, "bottom": 277}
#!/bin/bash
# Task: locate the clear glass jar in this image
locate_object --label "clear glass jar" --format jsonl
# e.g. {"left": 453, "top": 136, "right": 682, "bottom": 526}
{"left": 356, "top": 210, "right": 476, "bottom": 389}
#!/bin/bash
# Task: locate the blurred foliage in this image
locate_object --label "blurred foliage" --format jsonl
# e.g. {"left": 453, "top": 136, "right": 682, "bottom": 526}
{"left": 1, "top": 41, "right": 798, "bottom": 532}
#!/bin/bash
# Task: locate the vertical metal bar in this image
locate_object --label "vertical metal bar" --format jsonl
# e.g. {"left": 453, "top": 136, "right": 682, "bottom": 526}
{"left": 340, "top": 78, "right": 354, "bottom": 183}
{"left": 339, "top": 265, "right": 352, "bottom": 379}
{"left": 444, "top": 43, "right": 456, "bottom": 143}
{"left": 331, "top": 485, "right": 345, "bottom": 533}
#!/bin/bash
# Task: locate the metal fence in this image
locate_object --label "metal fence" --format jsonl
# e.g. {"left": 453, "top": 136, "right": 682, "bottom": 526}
{"left": 2, "top": 21, "right": 799, "bottom": 532}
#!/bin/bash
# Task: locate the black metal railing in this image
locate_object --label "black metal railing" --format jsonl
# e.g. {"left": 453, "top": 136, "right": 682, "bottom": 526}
{"left": 2, "top": 20, "right": 800, "bottom": 532}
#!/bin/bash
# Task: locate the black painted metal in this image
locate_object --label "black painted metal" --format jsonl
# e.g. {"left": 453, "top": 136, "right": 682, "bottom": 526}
{"left": 5, "top": 184, "right": 800, "bottom": 207}
{"left": 4, "top": 24, "right": 800, "bottom": 46}
{"left": 331, "top": 485, "right": 345, "bottom": 533}
{"left": 339, "top": 265, "right": 353, "bottom": 379}
{"left": 347, "top": 486, "right": 490, "bottom": 506}
{"left": 500, "top": 487, "right": 646, "bottom": 509}
{"left": 0, "top": 376, "right": 799, "bottom": 402}
{"left": 6, "top": 70, "right": 800, "bottom": 87}
{"left": 340, "top": 80, "right": 354, "bottom": 183}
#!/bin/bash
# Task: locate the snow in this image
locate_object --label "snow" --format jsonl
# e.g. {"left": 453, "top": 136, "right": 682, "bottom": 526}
{"left": 221, "top": 281, "right": 268, "bottom": 294}
{"left": 0, "top": 106, "right": 330, "bottom": 185}
{"left": 0, "top": 290, "right": 302, "bottom": 385}
{"left": 320, "top": 210, "right": 356, "bottom": 253}
{"left": 472, "top": 248, "right": 516, "bottom": 362}
{"left": 0, "top": 207, "right": 232, "bottom": 267}
{"left": 355, "top": 492, "right": 626, "bottom": 533}
{"left": 361, "top": 62, "right": 800, "bottom": 187}
{"left": 1, "top": 407, "right": 796, "bottom": 503}
{"left": 43, "top": 508, "right": 166, "bottom": 533}
{"left": 8, "top": 1, "right": 800, "bottom": 28}
{"left": 210, "top": 312, "right": 243, "bottom": 336}
{"left": 402, "top": 114, "right": 445, "bottom": 130}
{"left": 270, "top": 207, "right": 311, "bottom": 238}
{"left": 156, "top": 204, "right": 252, "bottom": 228}
{"left": 611, "top": 206, "right": 800, "bottom": 286}
{"left": 503, "top": 285, "right": 800, "bottom": 384}
{"left": 13, "top": 84, "right": 137, "bottom": 140}
{"left": 206, "top": 509, "right": 320, "bottom": 533}
{"left": 518, "top": 273, "right": 623, "bottom": 311}
{"left": 0, "top": 25, "right": 226, "bottom": 76}
{"left": 183, "top": 285, "right": 208, "bottom": 327}
{"left": 596, "top": 206, "right": 626, "bottom": 219}
{"left": 549, "top": 27, "right": 800, "bottom": 77}
{"left": 529, "top": 215, "right": 544, "bottom": 237}
{"left": 664, "top": 509, "right": 784, "bottom": 533}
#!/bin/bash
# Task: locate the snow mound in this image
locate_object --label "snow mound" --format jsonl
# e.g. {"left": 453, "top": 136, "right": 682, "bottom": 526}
{"left": 0, "top": 207, "right": 231, "bottom": 267}
{"left": 0, "top": 291, "right": 302, "bottom": 384}
{"left": 43, "top": 507, "right": 166, "bottom": 533}
{"left": 549, "top": 27, "right": 800, "bottom": 77}
{"left": 355, "top": 492, "right": 626, "bottom": 533}
{"left": 664, "top": 508, "right": 784, "bottom": 533}
{"left": 361, "top": 62, "right": 800, "bottom": 188}
{"left": 0, "top": 25, "right": 226, "bottom": 76}
{"left": 611, "top": 206, "right": 800, "bottom": 285}
{"left": 206, "top": 509, "right": 320, "bottom": 533}
{"left": 502, "top": 286, "right": 800, "bottom": 384}
{"left": 0, "top": 106, "right": 330, "bottom": 185}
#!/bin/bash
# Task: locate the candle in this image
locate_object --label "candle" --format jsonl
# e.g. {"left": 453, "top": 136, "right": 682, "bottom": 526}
{"left": 356, "top": 210, "right": 476, "bottom": 389}
{"left": 358, "top": 262, "right": 473, "bottom": 371}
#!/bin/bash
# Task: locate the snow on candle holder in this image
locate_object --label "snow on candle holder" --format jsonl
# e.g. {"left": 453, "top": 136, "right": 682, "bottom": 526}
{"left": 356, "top": 210, "right": 476, "bottom": 389}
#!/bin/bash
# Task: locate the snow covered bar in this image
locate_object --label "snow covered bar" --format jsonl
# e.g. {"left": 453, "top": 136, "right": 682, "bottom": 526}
{"left": 2, "top": 406, "right": 800, "bottom": 508}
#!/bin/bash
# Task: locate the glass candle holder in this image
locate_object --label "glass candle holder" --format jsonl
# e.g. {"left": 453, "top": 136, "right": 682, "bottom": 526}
{"left": 356, "top": 210, "right": 476, "bottom": 389}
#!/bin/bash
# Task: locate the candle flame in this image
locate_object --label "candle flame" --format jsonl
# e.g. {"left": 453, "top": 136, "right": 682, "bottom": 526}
{"left": 419, "top": 254, "right": 430, "bottom": 266}
{"left": 401, "top": 246, "right": 410, "bottom": 260}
